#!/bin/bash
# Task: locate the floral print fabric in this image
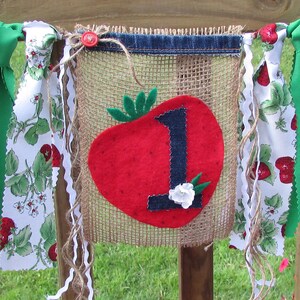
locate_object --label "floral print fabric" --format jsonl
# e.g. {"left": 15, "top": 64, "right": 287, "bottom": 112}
{"left": 0, "top": 21, "right": 62, "bottom": 270}
{"left": 230, "top": 24, "right": 296, "bottom": 256}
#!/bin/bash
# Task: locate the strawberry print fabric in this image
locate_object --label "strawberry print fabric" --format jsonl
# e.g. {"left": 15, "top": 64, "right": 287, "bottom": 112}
{"left": 0, "top": 21, "right": 62, "bottom": 270}
{"left": 230, "top": 24, "right": 295, "bottom": 256}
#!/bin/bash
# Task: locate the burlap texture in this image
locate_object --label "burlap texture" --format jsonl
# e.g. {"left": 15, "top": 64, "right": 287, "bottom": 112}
{"left": 75, "top": 28, "right": 241, "bottom": 247}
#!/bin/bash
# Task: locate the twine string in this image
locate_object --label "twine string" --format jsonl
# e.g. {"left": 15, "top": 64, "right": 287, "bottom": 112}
{"left": 51, "top": 25, "right": 143, "bottom": 87}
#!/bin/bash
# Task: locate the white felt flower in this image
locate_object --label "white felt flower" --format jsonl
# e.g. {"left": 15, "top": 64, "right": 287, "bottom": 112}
{"left": 168, "top": 183, "right": 195, "bottom": 209}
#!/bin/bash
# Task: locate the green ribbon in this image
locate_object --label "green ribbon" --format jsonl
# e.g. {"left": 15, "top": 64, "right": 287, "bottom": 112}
{"left": 286, "top": 19, "right": 300, "bottom": 236}
{"left": 0, "top": 22, "right": 24, "bottom": 215}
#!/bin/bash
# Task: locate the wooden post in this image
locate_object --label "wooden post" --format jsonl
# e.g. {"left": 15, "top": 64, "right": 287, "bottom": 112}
{"left": 295, "top": 225, "right": 300, "bottom": 300}
{"left": 52, "top": 41, "right": 93, "bottom": 299}
{"left": 51, "top": 41, "right": 77, "bottom": 300}
{"left": 179, "top": 245, "right": 213, "bottom": 300}
{"left": 54, "top": 166, "right": 77, "bottom": 300}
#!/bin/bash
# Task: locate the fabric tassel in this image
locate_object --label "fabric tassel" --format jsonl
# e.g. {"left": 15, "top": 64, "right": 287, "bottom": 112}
{"left": 0, "top": 21, "right": 61, "bottom": 270}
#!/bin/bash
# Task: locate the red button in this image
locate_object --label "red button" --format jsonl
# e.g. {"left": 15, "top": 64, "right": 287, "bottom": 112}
{"left": 81, "top": 31, "right": 99, "bottom": 47}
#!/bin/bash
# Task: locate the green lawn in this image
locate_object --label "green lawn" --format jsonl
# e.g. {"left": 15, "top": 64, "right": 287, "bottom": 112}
{"left": 0, "top": 37, "right": 297, "bottom": 299}
{"left": 0, "top": 238, "right": 296, "bottom": 299}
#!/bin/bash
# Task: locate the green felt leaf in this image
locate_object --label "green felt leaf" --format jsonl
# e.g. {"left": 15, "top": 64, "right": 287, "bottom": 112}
{"left": 144, "top": 88, "right": 157, "bottom": 113}
{"left": 35, "top": 118, "right": 50, "bottom": 135}
{"left": 278, "top": 211, "right": 289, "bottom": 225}
{"left": 191, "top": 173, "right": 202, "bottom": 187}
{"left": 5, "top": 149, "right": 19, "bottom": 176}
{"left": 264, "top": 194, "right": 283, "bottom": 209}
{"left": 123, "top": 95, "right": 137, "bottom": 118}
{"left": 262, "top": 161, "right": 276, "bottom": 185}
{"left": 261, "top": 99, "right": 280, "bottom": 115}
{"left": 194, "top": 182, "right": 210, "bottom": 195}
{"left": 282, "top": 83, "right": 292, "bottom": 106}
{"left": 24, "top": 126, "right": 38, "bottom": 145}
{"left": 107, "top": 108, "right": 132, "bottom": 122}
{"left": 40, "top": 213, "right": 56, "bottom": 251}
{"left": 259, "top": 144, "right": 271, "bottom": 162}
{"left": 10, "top": 174, "right": 29, "bottom": 196}
{"left": 260, "top": 237, "right": 277, "bottom": 254}
{"left": 13, "top": 225, "right": 33, "bottom": 256}
{"left": 135, "top": 91, "right": 146, "bottom": 115}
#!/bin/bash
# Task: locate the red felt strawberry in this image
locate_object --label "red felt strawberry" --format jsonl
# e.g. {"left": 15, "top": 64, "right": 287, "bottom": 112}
{"left": 0, "top": 217, "right": 15, "bottom": 235}
{"left": 251, "top": 162, "right": 271, "bottom": 180}
{"left": 48, "top": 243, "right": 57, "bottom": 261}
{"left": 291, "top": 114, "right": 297, "bottom": 131}
{"left": 258, "top": 23, "right": 278, "bottom": 44}
{"left": 51, "top": 144, "right": 61, "bottom": 167}
{"left": 256, "top": 63, "right": 270, "bottom": 86}
{"left": 89, "top": 92, "right": 224, "bottom": 228}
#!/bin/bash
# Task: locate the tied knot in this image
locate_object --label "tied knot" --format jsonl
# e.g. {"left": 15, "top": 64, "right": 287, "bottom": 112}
{"left": 60, "top": 24, "right": 143, "bottom": 87}
{"left": 65, "top": 24, "right": 110, "bottom": 49}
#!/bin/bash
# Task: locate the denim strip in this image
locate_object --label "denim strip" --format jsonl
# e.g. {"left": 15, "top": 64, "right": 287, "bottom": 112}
{"left": 155, "top": 108, "right": 187, "bottom": 189}
{"left": 148, "top": 193, "right": 202, "bottom": 211}
{"left": 89, "top": 33, "right": 242, "bottom": 55}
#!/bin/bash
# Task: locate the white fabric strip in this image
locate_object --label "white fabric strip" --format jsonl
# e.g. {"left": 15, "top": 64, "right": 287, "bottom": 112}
{"left": 0, "top": 21, "right": 61, "bottom": 271}
{"left": 47, "top": 42, "right": 94, "bottom": 300}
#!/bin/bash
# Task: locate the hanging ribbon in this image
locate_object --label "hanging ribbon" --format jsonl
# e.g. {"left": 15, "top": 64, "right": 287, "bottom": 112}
{"left": 0, "top": 22, "right": 24, "bottom": 215}
{"left": 0, "top": 21, "right": 60, "bottom": 270}
{"left": 286, "top": 20, "right": 300, "bottom": 236}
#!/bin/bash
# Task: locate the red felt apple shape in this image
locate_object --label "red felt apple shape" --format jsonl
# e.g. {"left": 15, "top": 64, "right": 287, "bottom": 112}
{"left": 88, "top": 93, "right": 224, "bottom": 228}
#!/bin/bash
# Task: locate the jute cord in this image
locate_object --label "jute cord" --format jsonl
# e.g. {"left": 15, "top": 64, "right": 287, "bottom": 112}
{"left": 58, "top": 60, "right": 94, "bottom": 300}
{"left": 50, "top": 24, "right": 143, "bottom": 87}
{"left": 240, "top": 94, "right": 275, "bottom": 300}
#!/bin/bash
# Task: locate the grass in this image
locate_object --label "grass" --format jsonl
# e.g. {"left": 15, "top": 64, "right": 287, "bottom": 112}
{"left": 0, "top": 238, "right": 296, "bottom": 299}
{"left": 0, "top": 37, "right": 297, "bottom": 299}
